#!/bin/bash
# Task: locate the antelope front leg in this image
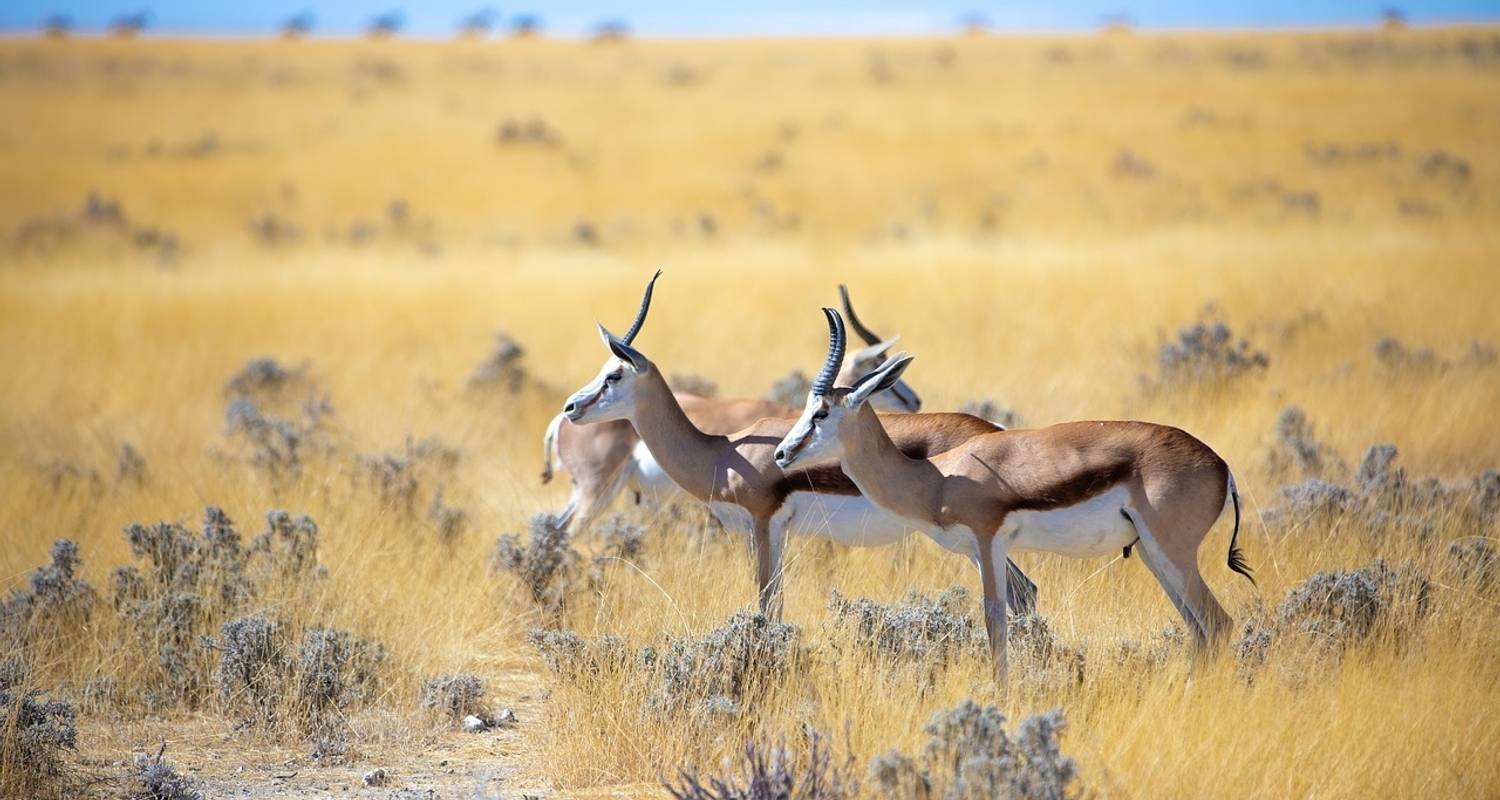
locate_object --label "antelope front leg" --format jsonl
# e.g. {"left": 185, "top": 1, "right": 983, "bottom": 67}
{"left": 976, "top": 531, "right": 1010, "bottom": 690}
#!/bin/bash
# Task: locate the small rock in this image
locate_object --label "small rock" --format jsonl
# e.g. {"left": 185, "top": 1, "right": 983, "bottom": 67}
{"left": 462, "top": 714, "right": 488, "bottom": 733}
{"left": 363, "top": 768, "right": 388, "bottom": 787}
{"left": 494, "top": 707, "right": 517, "bottom": 727}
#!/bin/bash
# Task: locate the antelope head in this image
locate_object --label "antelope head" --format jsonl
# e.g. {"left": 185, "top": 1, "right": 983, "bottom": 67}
{"left": 563, "top": 270, "right": 662, "bottom": 425}
{"left": 775, "top": 308, "right": 914, "bottom": 469}
{"left": 837, "top": 285, "right": 920, "bottom": 412}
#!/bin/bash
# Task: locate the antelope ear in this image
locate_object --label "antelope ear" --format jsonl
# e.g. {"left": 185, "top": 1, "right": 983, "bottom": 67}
{"left": 853, "top": 336, "right": 901, "bottom": 363}
{"left": 598, "top": 323, "right": 648, "bottom": 372}
{"left": 847, "top": 354, "right": 915, "bottom": 407}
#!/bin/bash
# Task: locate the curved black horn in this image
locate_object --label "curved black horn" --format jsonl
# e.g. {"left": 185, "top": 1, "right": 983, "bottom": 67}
{"left": 838, "top": 284, "right": 882, "bottom": 346}
{"left": 813, "top": 308, "right": 846, "bottom": 396}
{"left": 621, "top": 269, "right": 662, "bottom": 345}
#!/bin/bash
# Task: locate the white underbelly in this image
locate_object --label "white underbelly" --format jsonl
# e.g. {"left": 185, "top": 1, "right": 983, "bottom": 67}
{"left": 779, "top": 492, "right": 912, "bottom": 547}
{"left": 630, "top": 441, "right": 683, "bottom": 503}
{"left": 707, "top": 501, "right": 755, "bottom": 536}
{"left": 922, "top": 525, "right": 983, "bottom": 559}
{"left": 1003, "top": 484, "right": 1137, "bottom": 557}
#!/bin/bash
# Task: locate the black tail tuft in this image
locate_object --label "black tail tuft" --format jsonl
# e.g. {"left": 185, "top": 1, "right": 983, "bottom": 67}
{"left": 1226, "top": 480, "right": 1255, "bottom": 586}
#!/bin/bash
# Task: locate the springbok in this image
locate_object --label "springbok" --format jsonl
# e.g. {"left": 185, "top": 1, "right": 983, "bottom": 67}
{"left": 774, "top": 309, "right": 1254, "bottom": 686}
{"left": 560, "top": 274, "right": 1037, "bottom": 617}
{"left": 542, "top": 283, "right": 919, "bottom": 536}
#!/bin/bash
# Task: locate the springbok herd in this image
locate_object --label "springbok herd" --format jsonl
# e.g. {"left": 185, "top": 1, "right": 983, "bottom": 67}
{"left": 548, "top": 272, "right": 1255, "bottom": 687}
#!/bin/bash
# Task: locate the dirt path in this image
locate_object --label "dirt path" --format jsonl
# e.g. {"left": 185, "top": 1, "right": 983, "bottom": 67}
{"left": 76, "top": 671, "right": 562, "bottom": 799}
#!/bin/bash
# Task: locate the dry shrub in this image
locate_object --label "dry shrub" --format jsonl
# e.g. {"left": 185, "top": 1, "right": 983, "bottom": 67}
{"left": 420, "top": 673, "right": 486, "bottom": 720}
{"left": 1373, "top": 336, "right": 1494, "bottom": 372}
{"left": 1268, "top": 406, "right": 1343, "bottom": 480}
{"left": 643, "top": 612, "right": 806, "bottom": 716}
{"left": 1235, "top": 558, "right": 1433, "bottom": 682}
{"left": 1446, "top": 539, "right": 1499, "bottom": 592}
{"left": 223, "top": 395, "right": 335, "bottom": 478}
{"left": 868, "top": 701, "right": 1078, "bottom": 800}
{"left": 111, "top": 507, "right": 322, "bottom": 710}
{"left": 827, "top": 588, "right": 982, "bottom": 669}
{"left": 527, "top": 611, "right": 814, "bottom": 787}
{"left": 468, "top": 332, "right": 529, "bottom": 392}
{"left": 527, "top": 629, "right": 629, "bottom": 680}
{"left": 1103, "top": 625, "right": 1187, "bottom": 679}
{"left": 664, "top": 703, "right": 1083, "bottom": 800}
{"left": 2, "top": 506, "right": 393, "bottom": 747}
{"left": 494, "top": 514, "right": 583, "bottom": 615}
{"left": 215, "top": 613, "right": 289, "bottom": 728}
{"left": 496, "top": 513, "right": 649, "bottom": 614}
{"left": 1262, "top": 443, "right": 1498, "bottom": 540}
{"left": 0, "top": 540, "right": 97, "bottom": 650}
{"left": 221, "top": 357, "right": 336, "bottom": 478}
{"left": 588, "top": 515, "right": 648, "bottom": 585}
{"left": 0, "top": 659, "right": 79, "bottom": 800}
{"left": 670, "top": 373, "right": 720, "bottom": 398}
{"left": 667, "top": 729, "right": 859, "bottom": 800}
{"left": 128, "top": 743, "right": 203, "bottom": 800}
{"left": 765, "top": 371, "right": 812, "bottom": 408}
{"left": 827, "top": 589, "right": 1083, "bottom": 691}
{"left": 223, "top": 357, "right": 305, "bottom": 398}
{"left": 354, "top": 436, "right": 465, "bottom": 530}
{"left": 957, "top": 399, "right": 1022, "bottom": 429}
{"left": 532, "top": 612, "right": 805, "bottom": 717}
{"left": 1149, "top": 319, "right": 1268, "bottom": 390}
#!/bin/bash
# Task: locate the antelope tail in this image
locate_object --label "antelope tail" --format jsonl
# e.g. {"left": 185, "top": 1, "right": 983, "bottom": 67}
{"left": 540, "top": 412, "right": 565, "bottom": 484}
{"left": 1225, "top": 469, "right": 1255, "bottom": 586}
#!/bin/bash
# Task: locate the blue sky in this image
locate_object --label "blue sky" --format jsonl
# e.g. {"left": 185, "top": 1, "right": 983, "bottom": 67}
{"left": 3, "top": 1, "right": 1498, "bottom": 37}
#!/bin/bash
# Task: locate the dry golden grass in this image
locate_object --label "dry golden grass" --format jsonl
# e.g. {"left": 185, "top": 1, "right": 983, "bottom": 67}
{"left": 2, "top": 25, "right": 1498, "bottom": 799}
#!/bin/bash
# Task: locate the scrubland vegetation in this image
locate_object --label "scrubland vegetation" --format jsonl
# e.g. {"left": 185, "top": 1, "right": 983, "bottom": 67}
{"left": 2, "top": 25, "right": 1498, "bottom": 798}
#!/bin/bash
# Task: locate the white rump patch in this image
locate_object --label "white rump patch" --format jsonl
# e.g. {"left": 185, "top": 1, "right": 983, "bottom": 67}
{"left": 630, "top": 441, "right": 681, "bottom": 504}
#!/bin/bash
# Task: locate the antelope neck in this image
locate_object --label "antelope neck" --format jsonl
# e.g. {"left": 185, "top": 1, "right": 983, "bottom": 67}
{"left": 838, "top": 405, "right": 942, "bottom": 526}
{"left": 627, "top": 371, "right": 724, "bottom": 501}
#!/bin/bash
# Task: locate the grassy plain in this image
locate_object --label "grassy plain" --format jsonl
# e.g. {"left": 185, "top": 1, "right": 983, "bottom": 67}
{"left": 1, "top": 26, "right": 1498, "bottom": 798}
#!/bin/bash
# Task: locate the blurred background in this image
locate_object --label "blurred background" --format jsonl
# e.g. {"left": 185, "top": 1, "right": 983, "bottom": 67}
{"left": 4, "top": 2, "right": 1495, "bottom": 37}
{"left": 1, "top": 3, "right": 1498, "bottom": 799}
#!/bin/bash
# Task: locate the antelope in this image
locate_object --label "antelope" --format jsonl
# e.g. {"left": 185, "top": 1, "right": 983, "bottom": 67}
{"left": 774, "top": 309, "right": 1254, "bottom": 687}
{"left": 560, "top": 274, "right": 1037, "bottom": 617}
{"left": 542, "top": 283, "right": 918, "bottom": 534}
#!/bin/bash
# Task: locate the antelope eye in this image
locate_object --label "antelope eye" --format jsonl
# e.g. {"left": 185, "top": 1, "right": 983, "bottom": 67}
{"left": 605, "top": 371, "right": 622, "bottom": 384}
{"left": 812, "top": 409, "right": 828, "bottom": 421}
